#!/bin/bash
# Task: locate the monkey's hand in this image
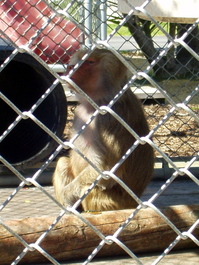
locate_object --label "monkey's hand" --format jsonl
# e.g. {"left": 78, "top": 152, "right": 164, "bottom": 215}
{"left": 60, "top": 182, "right": 81, "bottom": 208}
{"left": 60, "top": 166, "right": 99, "bottom": 207}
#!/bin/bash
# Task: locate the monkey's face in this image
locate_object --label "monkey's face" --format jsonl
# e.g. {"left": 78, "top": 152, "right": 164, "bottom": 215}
{"left": 67, "top": 53, "right": 103, "bottom": 101}
{"left": 67, "top": 49, "right": 129, "bottom": 102}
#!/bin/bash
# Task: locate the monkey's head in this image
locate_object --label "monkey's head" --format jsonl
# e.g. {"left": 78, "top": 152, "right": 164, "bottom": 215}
{"left": 67, "top": 49, "right": 129, "bottom": 102}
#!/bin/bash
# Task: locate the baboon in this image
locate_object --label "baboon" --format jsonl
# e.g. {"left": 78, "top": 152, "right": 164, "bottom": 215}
{"left": 53, "top": 49, "right": 154, "bottom": 211}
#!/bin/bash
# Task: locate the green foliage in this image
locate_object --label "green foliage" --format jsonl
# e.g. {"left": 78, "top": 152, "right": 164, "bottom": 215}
{"left": 107, "top": 24, "right": 131, "bottom": 36}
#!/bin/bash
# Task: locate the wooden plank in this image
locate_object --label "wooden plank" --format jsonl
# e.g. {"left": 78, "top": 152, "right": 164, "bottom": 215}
{"left": 0, "top": 204, "right": 198, "bottom": 264}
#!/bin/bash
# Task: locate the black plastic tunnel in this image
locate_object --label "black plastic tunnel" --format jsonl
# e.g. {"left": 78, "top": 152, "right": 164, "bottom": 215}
{"left": 0, "top": 47, "right": 67, "bottom": 169}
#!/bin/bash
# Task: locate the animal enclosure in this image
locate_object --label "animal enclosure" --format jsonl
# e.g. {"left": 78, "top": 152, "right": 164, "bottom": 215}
{"left": 0, "top": 0, "right": 199, "bottom": 264}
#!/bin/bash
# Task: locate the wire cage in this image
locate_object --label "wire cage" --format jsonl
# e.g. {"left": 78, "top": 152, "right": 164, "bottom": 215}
{"left": 0, "top": 0, "right": 199, "bottom": 264}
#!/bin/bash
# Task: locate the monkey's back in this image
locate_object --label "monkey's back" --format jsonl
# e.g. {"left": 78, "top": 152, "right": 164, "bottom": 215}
{"left": 81, "top": 91, "right": 154, "bottom": 210}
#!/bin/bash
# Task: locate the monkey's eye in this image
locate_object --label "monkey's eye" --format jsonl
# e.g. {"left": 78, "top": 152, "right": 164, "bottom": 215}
{"left": 85, "top": 59, "right": 96, "bottom": 65}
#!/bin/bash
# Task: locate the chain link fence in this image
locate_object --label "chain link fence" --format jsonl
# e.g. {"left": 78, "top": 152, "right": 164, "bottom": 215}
{"left": 0, "top": 0, "right": 199, "bottom": 264}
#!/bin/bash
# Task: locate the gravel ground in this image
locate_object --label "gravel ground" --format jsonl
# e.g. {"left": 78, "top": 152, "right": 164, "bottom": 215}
{"left": 144, "top": 104, "right": 199, "bottom": 157}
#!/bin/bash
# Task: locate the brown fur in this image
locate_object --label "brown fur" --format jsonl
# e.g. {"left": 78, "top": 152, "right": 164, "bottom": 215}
{"left": 53, "top": 49, "right": 154, "bottom": 211}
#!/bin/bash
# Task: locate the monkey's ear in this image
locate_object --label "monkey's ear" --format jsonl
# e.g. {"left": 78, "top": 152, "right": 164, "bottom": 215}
{"left": 67, "top": 64, "right": 74, "bottom": 71}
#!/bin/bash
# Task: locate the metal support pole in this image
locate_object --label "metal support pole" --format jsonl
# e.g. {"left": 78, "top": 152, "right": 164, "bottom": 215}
{"left": 99, "top": 0, "right": 107, "bottom": 41}
{"left": 84, "top": 0, "right": 93, "bottom": 47}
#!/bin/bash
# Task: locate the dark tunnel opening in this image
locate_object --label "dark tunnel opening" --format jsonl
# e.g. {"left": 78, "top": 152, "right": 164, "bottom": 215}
{"left": 0, "top": 50, "right": 67, "bottom": 169}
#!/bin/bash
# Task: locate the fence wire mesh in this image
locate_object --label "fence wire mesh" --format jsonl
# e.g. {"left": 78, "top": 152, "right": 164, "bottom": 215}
{"left": 0, "top": 0, "right": 199, "bottom": 264}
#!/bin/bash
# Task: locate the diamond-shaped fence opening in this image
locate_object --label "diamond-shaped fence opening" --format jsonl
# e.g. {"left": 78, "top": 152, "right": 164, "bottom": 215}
{"left": 0, "top": 0, "right": 199, "bottom": 264}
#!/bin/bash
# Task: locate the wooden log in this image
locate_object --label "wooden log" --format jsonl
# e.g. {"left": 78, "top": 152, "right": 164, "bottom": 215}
{"left": 0, "top": 204, "right": 199, "bottom": 264}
